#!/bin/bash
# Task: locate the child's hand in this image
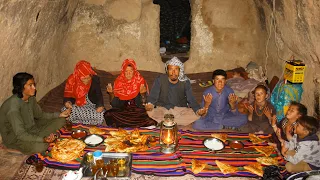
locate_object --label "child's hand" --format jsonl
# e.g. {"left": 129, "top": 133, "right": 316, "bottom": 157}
{"left": 276, "top": 128, "right": 283, "bottom": 140}
{"left": 281, "top": 142, "right": 288, "bottom": 157}
{"left": 285, "top": 124, "right": 294, "bottom": 135}
{"left": 203, "top": 93, "right": 213, "bottom": 107}
{"left": 271, "top": 115, "right": 277, "bottom": 126}
{"left": 263, "top": 106, "right": 272, "bottom": 120}
{"left": 244, "top": 104, "right": 254, "bottom": 114}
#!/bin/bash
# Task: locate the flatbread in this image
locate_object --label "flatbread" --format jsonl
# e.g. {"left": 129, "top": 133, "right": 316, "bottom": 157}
{"left": 249, "top": 133, "right": 265, "bottom": 144}
{"left": 215, "top": 160, "right": 238, "bottom": 174}
{"left": 256, "top": 157, "right": 278, "bottom": 166}
{"left": 89, "top": 127, "right": 105, "bottom": 135}
{"left": 211, "top": 133, "right": 228, "bottom": 142}
{"left": 244, "top": 162, "right": 264, "bottom": 177}
{"left": 104, "top": 128, "right": 153, "bottom": 153}
{"left": 51, "top": 139, "right": 86, "bottom": 163}
{"left": 131, "top": 128, "right": 140, "bottom": 139}
{"left": 191, "top": 159, "right": 207, "bottom": 174}
{"left": 254, "top": 146, "right": 275, "bottom": 157}
{"left": 109, "top": 128, "right": 128, "bottom": 137}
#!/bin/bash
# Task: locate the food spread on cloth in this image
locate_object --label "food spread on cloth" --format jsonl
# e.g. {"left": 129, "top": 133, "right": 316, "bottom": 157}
{"left": 71, "top": 130, "right": 87, "bottom": 139}
{"left": 191, "top": 159, "right": 207, "bottom": 174}
{"left": 89, "top": 127, "right": 106, "bottom": 135}
{"left": 256, "top": 157, "right": 279, "bottom": 166}
{"left": 229, "top": 140, "right": 244, "bottom": 150}
{"left": 244, "top": 162, "right": 264, "bottom": 177}
{"left": 249, "top": 133, "right": 265, "bottom": 144}
{"left": 215, "top": 160, "right": 238, "bottom": 174}
{"left": 84, "top": 134, "right": 104, "bottom": 146}
{"left": 254, "top": 146, "right": 275, "bottom": 157}
{"left": 104, "top": 128, "right": 155, "bottom": 153}
{"left": 210, "top": 133, "right": 228, "bottom": 142}
{"left": 51, "top": 139, "right": 86, "bottom": 163}
{"left": 203, "top": 138, "right": 224, "bottom": 150}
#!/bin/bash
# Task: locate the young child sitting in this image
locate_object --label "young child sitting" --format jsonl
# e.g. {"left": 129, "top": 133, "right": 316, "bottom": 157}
{"left": 239, "top": 84, "right": 276, "bottom": 134}
{"left": 281, "top": 116, "right": 320, "bottom": 173}
{"left": 271, "top": 102, "right": 308, "bottom": 149}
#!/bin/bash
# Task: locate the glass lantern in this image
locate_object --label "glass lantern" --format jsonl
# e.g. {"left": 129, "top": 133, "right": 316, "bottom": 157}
{"left": 159, "top": 114, "right": 178, "bottom": 154}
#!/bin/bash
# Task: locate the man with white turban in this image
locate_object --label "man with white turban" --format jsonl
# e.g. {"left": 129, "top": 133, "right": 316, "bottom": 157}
{"left": 145, "top": 57, "right": 207, "bottom": 126}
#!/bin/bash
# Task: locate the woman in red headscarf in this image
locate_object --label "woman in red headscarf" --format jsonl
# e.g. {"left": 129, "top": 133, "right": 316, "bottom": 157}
{"left": 63, "top": 60, "right": 105, "bottom": 125}
{"left": 104, "top": 59, "right": 157, "bottom": 127}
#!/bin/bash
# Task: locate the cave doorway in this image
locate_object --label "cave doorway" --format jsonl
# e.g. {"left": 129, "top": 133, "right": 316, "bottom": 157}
{"left": 153, "top": 0, "right": 191, "bottom": 63}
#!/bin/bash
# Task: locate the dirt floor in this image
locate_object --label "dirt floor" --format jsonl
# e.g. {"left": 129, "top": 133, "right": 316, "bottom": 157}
{"left": 0, "top": 148, "right": 27, "bottom": 179}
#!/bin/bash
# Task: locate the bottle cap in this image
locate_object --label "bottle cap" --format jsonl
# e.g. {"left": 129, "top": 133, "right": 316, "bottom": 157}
{"left": 93, "top": 150, "right": 102, "bottom": 157}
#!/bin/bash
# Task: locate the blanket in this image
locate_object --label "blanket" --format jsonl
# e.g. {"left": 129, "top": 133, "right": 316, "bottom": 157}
{"left": 27, "top": 124, "right": 287, "bottom": 178}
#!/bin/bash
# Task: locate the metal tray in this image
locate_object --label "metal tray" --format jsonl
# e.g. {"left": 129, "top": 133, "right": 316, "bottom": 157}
{"left": 81, "top": 152, "right": 132, "bottom": 179}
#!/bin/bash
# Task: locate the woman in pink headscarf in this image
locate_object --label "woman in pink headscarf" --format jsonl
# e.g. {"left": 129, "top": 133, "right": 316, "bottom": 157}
{"left": 63, "top": 60, "right": 105, "bottom": 125}
{"left": 104, "top": 59, "right": 157, "bottom": 127}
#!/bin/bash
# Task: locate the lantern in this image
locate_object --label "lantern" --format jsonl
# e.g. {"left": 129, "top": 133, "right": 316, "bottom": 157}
{"left": 159, "top": 114, "right": 178, "bottom": 154}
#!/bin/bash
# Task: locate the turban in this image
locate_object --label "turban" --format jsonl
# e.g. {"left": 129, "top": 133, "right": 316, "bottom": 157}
{"left": 164, "top": 56, "right": 189, "bottom": 82}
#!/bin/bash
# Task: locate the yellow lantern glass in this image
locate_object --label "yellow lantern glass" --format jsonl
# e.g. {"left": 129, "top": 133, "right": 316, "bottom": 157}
{"left": 159, "top": 114, "right": 178, "bottom": 154}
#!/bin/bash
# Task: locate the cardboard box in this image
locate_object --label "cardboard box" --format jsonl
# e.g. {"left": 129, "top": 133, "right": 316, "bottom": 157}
{"left": 284, "top": 60, "right": 305, "bottom": 83}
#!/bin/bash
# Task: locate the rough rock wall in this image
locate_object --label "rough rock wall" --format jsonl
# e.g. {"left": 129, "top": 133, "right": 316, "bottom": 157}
{"left": 61, "top": 0, "right": 164, "bottom": 75}
{"left": 63, "top": 0, "right": 266, "bottom": 74}
{"left": 254, "top": 0, "right": 320, "bottom": 117}
{"left": 185, "top": 0, "right": 267, "bottom": 73}
{"left": 0, "top": 0, "right": 79, "bottom": 103}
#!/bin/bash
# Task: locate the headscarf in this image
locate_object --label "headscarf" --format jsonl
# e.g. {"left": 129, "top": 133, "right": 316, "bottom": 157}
{"left": 164, "top": 56, "right": 189, "bottom": 81}
{"left": 64, "top": 60, "right": 97, "bottom": 106}
{"left": 114, "top": 59, "right": 148, "bottom": 100}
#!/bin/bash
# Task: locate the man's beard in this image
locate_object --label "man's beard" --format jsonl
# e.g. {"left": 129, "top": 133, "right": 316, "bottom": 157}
{"left": 170, "top": 77, "right": 178, "bottom": 82}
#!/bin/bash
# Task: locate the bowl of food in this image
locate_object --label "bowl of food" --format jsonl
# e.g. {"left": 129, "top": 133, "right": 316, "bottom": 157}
{"left": 71, "top": 129, "right": 88, "bottom": 140}
{"left": 203, "top": 138, "right": 224, "bottom": 151}
{"left": 84, "top": 134, "right": 104, "bottom": 147}
{"left": 229, "top": 140, "right": 244, "bottom": 150}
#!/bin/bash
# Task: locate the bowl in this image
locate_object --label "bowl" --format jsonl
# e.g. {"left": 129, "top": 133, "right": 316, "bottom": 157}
{"left": 84, "top": 134, "right": 104, "bottom": 147}
{"left": 229, "top": 140, "right": 244, "bottom": 150}
{"left": 71, "top": 129, "right": 88, "bottom": 140}
{"left": 203, "top": 138, "right": 224, "bottom": 151}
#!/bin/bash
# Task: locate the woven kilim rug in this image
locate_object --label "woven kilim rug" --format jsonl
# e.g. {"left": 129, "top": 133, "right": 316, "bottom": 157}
{"left": 13, "top": 163, "right": 256, "bottom": 180}
{"left": 26, "top": 124, "right": 287, "bottom": 178}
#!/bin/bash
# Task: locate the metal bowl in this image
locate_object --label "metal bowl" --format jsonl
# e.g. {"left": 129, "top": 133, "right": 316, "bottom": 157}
{"left": 203, "top": 138, "right": 225, "bottom": 151}
{"left": 84, "top": 134, "right": 104, "bottom": 147}
{"left": 71, "top": 129, "right": 88, "bottom": 140}
{"left": 229, "top": 140, "right": 244, "bottom": 150}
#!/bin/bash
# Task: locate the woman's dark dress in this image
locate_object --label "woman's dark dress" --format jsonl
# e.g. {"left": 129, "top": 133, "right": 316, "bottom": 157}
{"left": 104, "top": 94, "right": 157, "bottom": 128}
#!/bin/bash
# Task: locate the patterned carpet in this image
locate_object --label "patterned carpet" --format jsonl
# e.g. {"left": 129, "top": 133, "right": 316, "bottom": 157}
{"left": 12, "top": 163, "right": 256, "bottom": 180}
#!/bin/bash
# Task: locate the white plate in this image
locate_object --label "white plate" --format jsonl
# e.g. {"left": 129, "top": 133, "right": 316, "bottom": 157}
{"left": 203, "top": 138, "right": 224, "bottom": 151}
{"left": 84, "top": 134, "right": 104, "bottom": 147}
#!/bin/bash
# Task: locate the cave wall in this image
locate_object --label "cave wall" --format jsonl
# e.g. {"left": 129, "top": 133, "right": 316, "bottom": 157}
{"left": 254, "top": 0, "right": 320, "bottom": 117}
{"left": 185, "top": 0, "right": 267, "bottom": 73}
{"left": 61, "top": 0, "right": 164, "bottom": 75}
{"left": 63, "top": 0, "right": 266, "bottom": 74}
{"left": 0, "top": 0, "right": 79, "bottom": 103}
